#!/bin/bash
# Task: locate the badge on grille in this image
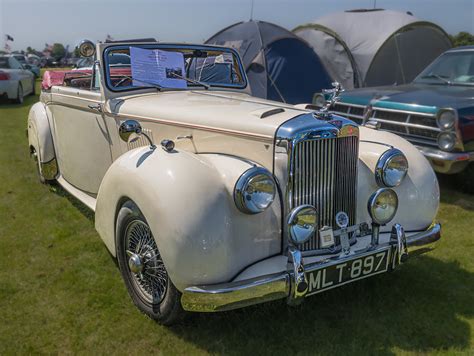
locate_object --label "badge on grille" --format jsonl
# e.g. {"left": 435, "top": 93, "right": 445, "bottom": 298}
{"left": 335, "top": 211, "right": 349, "bottom": 229}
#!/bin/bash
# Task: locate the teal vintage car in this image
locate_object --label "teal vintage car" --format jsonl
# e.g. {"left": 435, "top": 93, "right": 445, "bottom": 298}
{"left": 327, "top": 46, "right": 474, "bottom": 193}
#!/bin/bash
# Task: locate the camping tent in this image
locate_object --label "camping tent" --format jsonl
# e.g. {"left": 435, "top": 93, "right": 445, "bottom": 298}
{"left": 293, "top": 9, "right": 452, "bottom": 88}
{"left": 206, "top": 20, "right": 332, "bottom": 104}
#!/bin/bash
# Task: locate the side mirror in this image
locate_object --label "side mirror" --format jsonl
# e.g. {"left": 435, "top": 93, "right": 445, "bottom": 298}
{"left": 119, "top": 120, "right": 142, "bottom": 142}
{"left": 119, "top": 120, "right": 156, "bottom": 149}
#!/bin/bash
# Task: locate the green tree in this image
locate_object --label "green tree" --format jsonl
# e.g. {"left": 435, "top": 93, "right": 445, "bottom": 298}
{"left": 51, "top": 43, "right": 66, "bottom": 60}
{"left": 449, "top": 32, "right": 474, "bottom": 47}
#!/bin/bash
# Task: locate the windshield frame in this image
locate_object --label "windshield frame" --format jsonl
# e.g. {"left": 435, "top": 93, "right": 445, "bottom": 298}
{"left": 413, "top": 49, "right": 474, "bottom": 87}
{"left": 102, "top": 43, "right": 248, "bottom": 93}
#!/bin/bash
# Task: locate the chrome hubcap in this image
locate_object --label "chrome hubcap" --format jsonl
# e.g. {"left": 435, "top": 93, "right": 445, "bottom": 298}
{"left": 127, "top": 251, "right": 144, "bottom": 274}
{"left": 125, "top": 220, "right": 168, "bottom": 303}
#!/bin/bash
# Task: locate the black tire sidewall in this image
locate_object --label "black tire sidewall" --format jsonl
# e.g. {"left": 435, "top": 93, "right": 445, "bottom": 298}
{"left": 16, "top": 83, "right": 23, "bottom": 104}
{"left": 116, "top": 201, "right": 184, "bottom": 325}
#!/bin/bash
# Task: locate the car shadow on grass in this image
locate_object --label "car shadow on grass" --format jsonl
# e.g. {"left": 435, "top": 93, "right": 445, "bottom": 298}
{"left": 48, "top": 184, "right": 94, "bottom": 222}
{"left": 438, "top": 175, "right": 474, "bottom": 211}
{"left": 168, "top": 256, "right": 474, "bottom": 355}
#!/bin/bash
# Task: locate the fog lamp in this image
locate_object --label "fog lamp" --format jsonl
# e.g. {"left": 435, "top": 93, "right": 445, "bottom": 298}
{"left": 288, "top": 205, "right": 318, "bottom": 245}
{"left": 368, "top": 188, "right": 398, "bottom": 226}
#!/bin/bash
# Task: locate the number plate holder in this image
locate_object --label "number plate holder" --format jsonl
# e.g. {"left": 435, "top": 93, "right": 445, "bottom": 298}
{"left": 306, "top": 247, "right": 392, "bottom": 296}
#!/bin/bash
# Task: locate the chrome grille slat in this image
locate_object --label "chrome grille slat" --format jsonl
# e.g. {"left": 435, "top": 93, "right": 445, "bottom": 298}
{"left": 292, "top": 136, "right": 358, "bottom": 252}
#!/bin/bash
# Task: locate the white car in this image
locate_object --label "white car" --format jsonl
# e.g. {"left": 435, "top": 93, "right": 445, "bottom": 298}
{"left": 28, "top": 40, "right": 441, "bottom": 325}
{"left": 0, "top": 55, "right": 35, "bottom": 104}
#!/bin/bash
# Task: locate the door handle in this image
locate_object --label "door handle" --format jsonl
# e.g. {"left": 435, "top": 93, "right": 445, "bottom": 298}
{"left": 88, "top": 103, "right": 103, "bottom": 113}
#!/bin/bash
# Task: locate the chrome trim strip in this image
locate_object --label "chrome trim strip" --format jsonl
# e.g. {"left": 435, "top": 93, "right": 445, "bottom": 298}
{"left": 373, "top": 107, "right": 435, "bottom": 117}
{"left": 333, "top": 102, "right": 367, "bottom": 109}
{"left": 406, "top": 222, "right": 441, "bottom": 248}
{"left": 181, "top": 273, "right": 289, "bottom": 312}
{"left": 415, "top": 145, "right": 474, "bottom": 162}
{"left": 105, "top": 112, "right": 274, "bottom": 143}
{"left": 181, "top": 223, "right": 441, "bottom": 312}
{"left": 370, "top": 117, "right": 441, "bottom": 132}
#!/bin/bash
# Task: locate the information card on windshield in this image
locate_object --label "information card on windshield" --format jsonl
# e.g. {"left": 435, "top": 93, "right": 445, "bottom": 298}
{"left": 130, "top": 47, "right": 187, "bottom": 89}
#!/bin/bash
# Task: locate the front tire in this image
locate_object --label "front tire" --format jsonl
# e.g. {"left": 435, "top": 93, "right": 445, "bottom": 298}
{"left": 116, "top": 201, "right": 185, "bottom": 325}
{"left": 13, "top": 83, "right": 23, "bottom": 104}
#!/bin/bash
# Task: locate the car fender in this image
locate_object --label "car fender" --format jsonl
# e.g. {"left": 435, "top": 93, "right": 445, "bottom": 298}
{"left": 95, "top": 147, "right": 282, "bottom": 291}
{"left": 357, "top": 126, "right": 439, "bottom": 232}
{"left": 27, "top": 102, "right": 57, "bottom": 179}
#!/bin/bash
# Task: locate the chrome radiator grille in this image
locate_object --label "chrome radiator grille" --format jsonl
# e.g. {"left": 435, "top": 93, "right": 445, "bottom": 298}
{"left": 291, "top": 136, "right": 359, "bottom": 251}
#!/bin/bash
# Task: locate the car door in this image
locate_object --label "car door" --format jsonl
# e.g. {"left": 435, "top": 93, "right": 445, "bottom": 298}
{"left": 49, "top": 67, "right": 113, "bottom": 195}
{"left": 8, "top": 57, "right": 32, "bottom": 94}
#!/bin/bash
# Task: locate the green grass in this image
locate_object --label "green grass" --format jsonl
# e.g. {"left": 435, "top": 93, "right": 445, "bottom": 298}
{"left": 1, "top": 81, "right": 474, "bottom": 355}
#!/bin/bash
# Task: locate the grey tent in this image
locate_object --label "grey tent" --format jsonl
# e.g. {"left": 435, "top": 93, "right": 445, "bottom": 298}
{"left": 294, "top": 9, "right": 452, "bottom": 88}
{"left": 206, "top": 20, "right": 333, "bottom": 104}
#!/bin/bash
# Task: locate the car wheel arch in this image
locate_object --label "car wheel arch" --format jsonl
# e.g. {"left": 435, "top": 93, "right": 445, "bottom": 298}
{"left": 95, "top": 148, "right": 283, "bottom": 290}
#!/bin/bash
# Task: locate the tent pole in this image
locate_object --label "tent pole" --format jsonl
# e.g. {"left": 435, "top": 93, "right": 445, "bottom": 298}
{"left": 250, "top": 0, "right": 255, "bottom": 20}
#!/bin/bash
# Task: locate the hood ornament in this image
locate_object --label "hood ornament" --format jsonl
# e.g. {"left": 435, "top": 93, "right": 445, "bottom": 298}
{"left": 314, "top": 82, "right": 344, "bottom": 120}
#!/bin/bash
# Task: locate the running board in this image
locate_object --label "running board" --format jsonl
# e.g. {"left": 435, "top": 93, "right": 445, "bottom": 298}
{"left": 56, "top": 176, "right": 97, "bottom": 211}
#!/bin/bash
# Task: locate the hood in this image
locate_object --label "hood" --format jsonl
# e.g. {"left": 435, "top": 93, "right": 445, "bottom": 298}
{"left": 341, "top": 84, "right": 474, "bottom": 112}
{"left": 108, "top": 90, "right": 309, "bottom": 142}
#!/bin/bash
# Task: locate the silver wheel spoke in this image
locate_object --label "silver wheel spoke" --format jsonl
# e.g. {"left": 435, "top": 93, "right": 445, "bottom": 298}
{"left": 124, "top": 220, "right": 168, "bottom": 303}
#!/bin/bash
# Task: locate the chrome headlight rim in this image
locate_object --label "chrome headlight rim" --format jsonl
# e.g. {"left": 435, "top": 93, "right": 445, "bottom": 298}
{"left": 436, "top": 109, "right": 456, "bottom": 130}
{"left": 437, "top": 131, "right": 457, "bottom": 152}
{"left": 367, "top": 188, "right": 399, "bottom": 225}
{"left": 287, "top": 205, "right": 318, "bottom": 245}
{"left": 234, "top": 166, "right": 276, "bottom": 215}
{"left": 375, "top": 148, "right": 409, "bottom": 188}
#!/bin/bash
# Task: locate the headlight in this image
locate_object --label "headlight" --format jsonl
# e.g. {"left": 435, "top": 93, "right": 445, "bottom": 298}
{"left": 367, "top": 188, "right": 398, "bottom": 225}
{"left": 234, "top": 167, "right": 276, "bottom": 214}
{"left": 375, "top": 148, "right": 409, "bottom": 187}
{"left": 288, "top": 205, "right": 318, "bottom": 245}
{"left": 437, "top": 110, "right": 455, "bottom": 130}
{"left": 437, "top": 132, "right": 456, "bottom": 151}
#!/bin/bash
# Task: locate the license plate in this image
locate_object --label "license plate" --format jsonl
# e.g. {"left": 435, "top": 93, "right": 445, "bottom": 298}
{"left": 306, "top": 249, "right": 391, "bottom": 296}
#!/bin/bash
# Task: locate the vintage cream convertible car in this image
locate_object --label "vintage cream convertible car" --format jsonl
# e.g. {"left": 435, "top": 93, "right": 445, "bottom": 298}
{"left": 28, "top": 40, "right": 441, "bottom": 325}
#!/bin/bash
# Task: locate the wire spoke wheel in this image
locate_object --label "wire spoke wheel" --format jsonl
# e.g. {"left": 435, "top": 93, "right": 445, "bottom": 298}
{"left": 124, "top": 220, "right": 168, "bottom": 304}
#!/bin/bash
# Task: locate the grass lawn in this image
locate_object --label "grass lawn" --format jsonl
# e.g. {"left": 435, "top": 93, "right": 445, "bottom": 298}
{"left": 0, "top": 79, "right": 473, "bottom": 355}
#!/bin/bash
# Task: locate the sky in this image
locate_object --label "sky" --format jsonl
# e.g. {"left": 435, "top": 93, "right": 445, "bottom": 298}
{"left": 0, "top": 0, "right": 473, "bottom": 51}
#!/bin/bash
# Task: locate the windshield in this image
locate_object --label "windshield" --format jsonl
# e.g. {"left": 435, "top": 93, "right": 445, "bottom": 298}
{"left": 13, "top": 55, "right": 26, "bottom": 64}
{"left": 414, "top": 51, "right": 474, "bottom": 86}
{"left": 104, "top": 44, "right": 246, "bottom": 91}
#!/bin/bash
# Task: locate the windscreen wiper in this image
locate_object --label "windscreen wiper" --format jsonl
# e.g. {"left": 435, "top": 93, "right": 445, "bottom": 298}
{"left": 113, "top": 76, "right": 163, "bottom": 90}
{"left": 169, "top": 72, "right": 210, "bottom": 89}
{"left": 420, "top": 74, "right": 452, "bottom": 85}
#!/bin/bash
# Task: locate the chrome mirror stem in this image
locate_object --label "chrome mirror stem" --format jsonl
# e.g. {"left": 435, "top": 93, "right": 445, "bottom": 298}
{"left": 119, "top": 119, "right": 155, "bottom": 150}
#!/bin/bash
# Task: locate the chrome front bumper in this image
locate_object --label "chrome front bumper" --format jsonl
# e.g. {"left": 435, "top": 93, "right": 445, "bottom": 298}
{"left": 181, "top": 223, "right": 441, "bottom": 312}
{"left": 416, "top": 145, "right": 474, "bottom": 174}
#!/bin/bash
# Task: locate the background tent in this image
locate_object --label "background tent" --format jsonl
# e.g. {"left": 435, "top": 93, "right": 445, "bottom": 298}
{"left": 206, "top": 20, "right": 332, "bottom": 104}
{"left": 294, "top": 9, "right": 453, "bottom": 88}
{"left": 293, "top": 24, "right": 360, "bottom": 89}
